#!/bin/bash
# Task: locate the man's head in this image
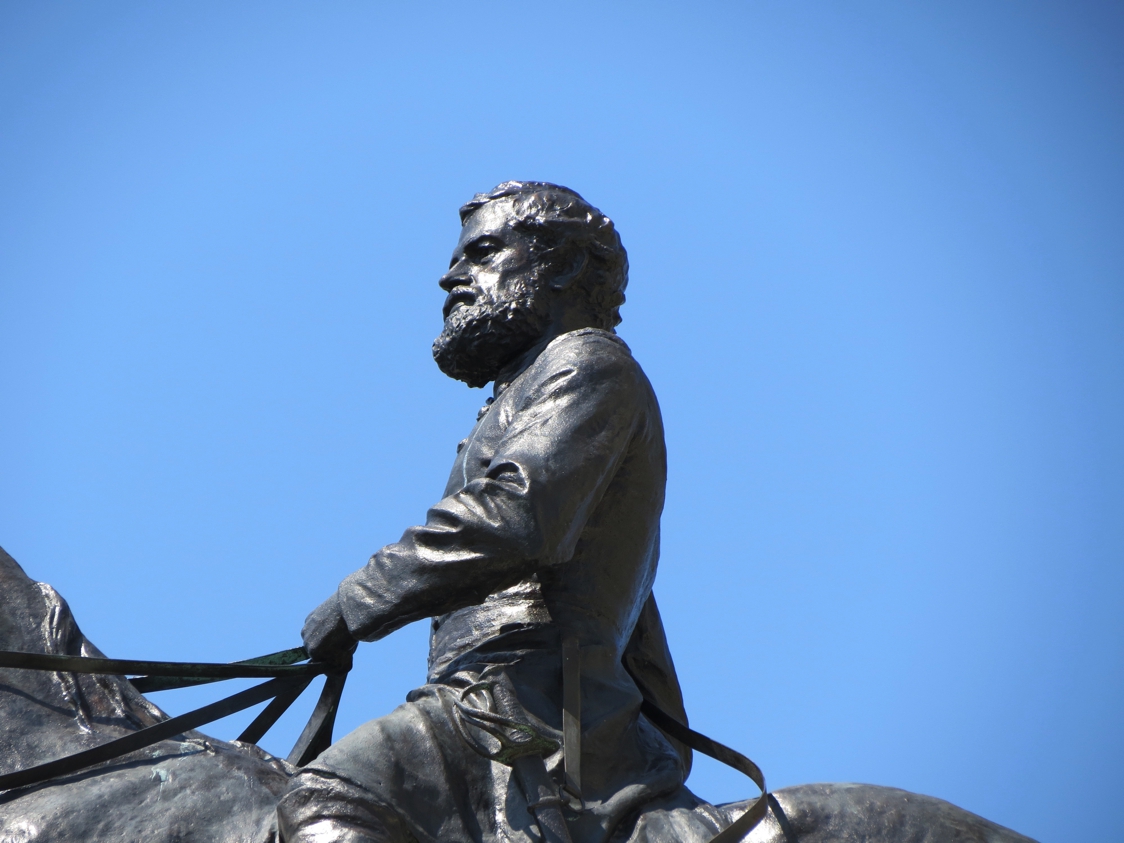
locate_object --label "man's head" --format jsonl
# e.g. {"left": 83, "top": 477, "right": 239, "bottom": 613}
{"left": 432, "top": 181, "right": 628, "bottom": 388}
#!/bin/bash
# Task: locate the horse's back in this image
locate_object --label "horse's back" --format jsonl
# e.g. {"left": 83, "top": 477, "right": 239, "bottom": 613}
{"left": 733, "top": 783, "right": 1038, "bottom": 843}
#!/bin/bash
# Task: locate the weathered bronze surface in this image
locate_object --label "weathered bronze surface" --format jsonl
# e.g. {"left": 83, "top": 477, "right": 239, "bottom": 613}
{"left": 0, "top": 183, "right": 1038, "bottom": 843}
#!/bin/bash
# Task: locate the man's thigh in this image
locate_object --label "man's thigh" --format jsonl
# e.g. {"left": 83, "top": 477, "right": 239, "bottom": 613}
{"left": 277, "top": 688, "right": 495, "bottom": 843}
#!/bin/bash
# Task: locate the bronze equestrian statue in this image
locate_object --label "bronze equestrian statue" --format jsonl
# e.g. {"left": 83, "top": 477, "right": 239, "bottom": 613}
{"left": 0, "top": 183, "right": 1037, "bottom": 843}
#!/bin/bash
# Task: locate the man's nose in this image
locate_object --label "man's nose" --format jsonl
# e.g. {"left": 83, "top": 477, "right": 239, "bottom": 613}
{"left": 438, "top": 269, "right": 470, "bottom": 293}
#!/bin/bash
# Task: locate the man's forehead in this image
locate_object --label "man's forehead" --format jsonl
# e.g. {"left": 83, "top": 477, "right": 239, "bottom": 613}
{"left": 456, "top": 198, "right": 521, "bottom": 246}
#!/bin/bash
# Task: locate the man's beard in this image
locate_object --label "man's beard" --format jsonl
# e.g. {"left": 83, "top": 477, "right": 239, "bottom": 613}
{"left": 432, "top": 294, "right": 551, "bottom": 388}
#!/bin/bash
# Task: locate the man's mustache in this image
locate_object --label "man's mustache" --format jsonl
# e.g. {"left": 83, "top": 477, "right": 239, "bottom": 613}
{"left": 442, "top": 286, "right": 478, "bottom": 321}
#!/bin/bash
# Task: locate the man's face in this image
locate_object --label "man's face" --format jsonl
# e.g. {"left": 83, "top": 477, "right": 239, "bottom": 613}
{"left": 432, "top": 199, "right": 553, "bottom": 387}
{"left": 438, "top": 199, "right": 537, "bottom": 323}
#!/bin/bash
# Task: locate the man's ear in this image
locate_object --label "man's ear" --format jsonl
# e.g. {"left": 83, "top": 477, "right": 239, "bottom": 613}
{"left": 546, "top": 248, "right": 589, "bottom": 292}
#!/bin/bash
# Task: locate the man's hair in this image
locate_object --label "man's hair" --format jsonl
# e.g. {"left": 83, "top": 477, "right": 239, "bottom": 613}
{"left": 459, "top": 181, "right": 629, "bottom": 329}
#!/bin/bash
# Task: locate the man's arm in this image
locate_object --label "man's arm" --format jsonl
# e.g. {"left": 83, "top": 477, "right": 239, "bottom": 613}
{"left": 305, "top": 336, "right": 646, "bottom": 654}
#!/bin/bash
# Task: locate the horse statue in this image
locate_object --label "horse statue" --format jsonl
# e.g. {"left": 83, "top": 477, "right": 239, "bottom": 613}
{"left": 0, "top": 547, "right": 1036, "bottom": 843}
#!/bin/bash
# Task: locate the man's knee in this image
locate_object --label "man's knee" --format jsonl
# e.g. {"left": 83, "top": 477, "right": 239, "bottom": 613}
{"left": 278, "top": 818, "right": 381, "bottom": 843}
{"left": 277, "top": 771, "right": 413, "bottom": 843}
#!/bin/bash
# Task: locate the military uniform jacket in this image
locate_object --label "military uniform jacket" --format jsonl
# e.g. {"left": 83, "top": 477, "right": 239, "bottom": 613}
{"left": 324, "top": 328, "right": 692, "bottom": 843}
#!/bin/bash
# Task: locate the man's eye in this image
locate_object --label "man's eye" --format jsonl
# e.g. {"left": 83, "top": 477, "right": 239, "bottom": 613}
{"left": 468, "top": 245, "right": 498, "bottom": 263}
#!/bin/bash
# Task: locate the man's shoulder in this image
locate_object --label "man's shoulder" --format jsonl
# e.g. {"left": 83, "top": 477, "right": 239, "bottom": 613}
{"left": 512, "top": 328, "right": 653, "bottom": 404}
{"left": 540, "top": 327, "right": 634, "bottom": 368}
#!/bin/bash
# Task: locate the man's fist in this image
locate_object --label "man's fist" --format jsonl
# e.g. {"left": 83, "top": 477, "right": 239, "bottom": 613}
{"left": 302, "top": 592, "right": 358, "bottom": 670}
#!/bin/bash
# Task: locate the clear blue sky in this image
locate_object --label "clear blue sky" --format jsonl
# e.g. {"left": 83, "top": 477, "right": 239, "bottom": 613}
{"left": 1, "top": 4, "right": 1121, "bottom": 841}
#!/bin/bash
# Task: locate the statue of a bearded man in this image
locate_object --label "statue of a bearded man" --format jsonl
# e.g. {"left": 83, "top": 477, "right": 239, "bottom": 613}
{"left": 277, "top": 182, "right": 722, "bottom": 843}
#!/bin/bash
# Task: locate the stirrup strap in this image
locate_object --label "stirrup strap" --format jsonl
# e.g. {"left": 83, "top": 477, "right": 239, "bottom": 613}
{"left": 561, "top": 636, "right": 582, "bottom": 803}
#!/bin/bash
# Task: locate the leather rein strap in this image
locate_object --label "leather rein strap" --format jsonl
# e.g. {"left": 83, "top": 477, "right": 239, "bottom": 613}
{"left": 562, "top": 637, "right": 769, "bottom": 842}
{"left": 640, "top": 699, "right": 769, "bottom": 842}
{"left": 4, "top": 644, "right": 769, "bottom": 840}
{"left": 0, "top": 647, "right": 346, "bottom": 793}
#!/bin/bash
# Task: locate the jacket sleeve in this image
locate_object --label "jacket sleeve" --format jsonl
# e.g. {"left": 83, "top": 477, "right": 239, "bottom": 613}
{"left": 337, "top": 339, "right": 645, "bottom": 642}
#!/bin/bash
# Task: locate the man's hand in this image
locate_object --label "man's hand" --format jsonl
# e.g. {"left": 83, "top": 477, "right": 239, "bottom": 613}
{"left": 302, "top": 592, "right": 358, "bottom": 672}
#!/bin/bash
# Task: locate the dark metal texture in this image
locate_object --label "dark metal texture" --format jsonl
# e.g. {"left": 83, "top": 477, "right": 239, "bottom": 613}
{"left": 0, "top": 648, "right": 318, "bottom": 682}
{"left": 0, "top": 647, "right": 334, "bottom": 793}
{"left": 741, "top": 785, "right": 1041, "bottom": 843}
{"left": 639, "top": 700, "right": 768, "bottom": 842}
{"left": 513, "top": 754, "right": 575, "bottom": 843}
{"left": 561, "top": 636, "right": 582, "bottom": 802}
{"left": 238, "top": 675, "right": 315, "bottom": 745}
{"left": 0, "top": 547, "right": 294, "bottom": 842}
{"left": 132, "top": 647, "right": 311, "bottom": 693}
{"left": 287, "top": 672, "right": 348, "bottom": 767}
{"left": 0, "top": 676, "right": 303, "bottom": 793}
